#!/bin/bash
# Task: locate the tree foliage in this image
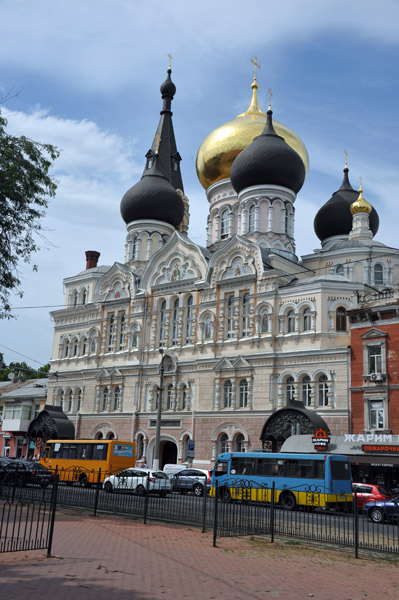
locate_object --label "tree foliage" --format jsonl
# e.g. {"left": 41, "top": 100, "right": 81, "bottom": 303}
{"left": 0, "top": 352, "right": 50, "bottom": 382}
{"left": 0, "top": 110, "right": 59, "bottom": 318}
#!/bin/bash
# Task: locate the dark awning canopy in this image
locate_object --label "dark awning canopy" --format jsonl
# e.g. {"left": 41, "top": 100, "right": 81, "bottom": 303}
{"left": 27, "top": 405, "right": 75, "bottom": 442}
{"left": 260, "top": 402, "right": 330, "bottom": 445}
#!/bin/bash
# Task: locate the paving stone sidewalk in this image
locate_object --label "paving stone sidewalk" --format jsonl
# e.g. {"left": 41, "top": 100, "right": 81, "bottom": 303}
{"left": 0, "top": 509, "right": 398, "bottom": 600}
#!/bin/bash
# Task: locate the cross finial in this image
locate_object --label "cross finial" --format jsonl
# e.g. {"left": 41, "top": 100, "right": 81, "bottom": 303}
{"left": 359, "top": 175, "right": 363, "bottom": 190}
{"left": 251, "top": 56, "right": 261, "bottom": 80}
{"left": 268, "top": 88, "right": 273, "bottom": 110}
{"left": 344, "top": 149, "right": 348, "bottom": 168}
{"left": 168, "top": 53, "right": 173, "bottom": 69}
{"left": 154, "top": 133, "right": 161, "bottom": 154}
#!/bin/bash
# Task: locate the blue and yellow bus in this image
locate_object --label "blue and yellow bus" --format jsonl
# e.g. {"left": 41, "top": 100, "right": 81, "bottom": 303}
{"left": 210, "top": 452, "right": 352, "bottom": 510}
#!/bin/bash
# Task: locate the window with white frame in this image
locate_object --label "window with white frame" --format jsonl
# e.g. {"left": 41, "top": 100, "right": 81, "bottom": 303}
{"left": 72, "top": 338, "right": 78, "bottom": 357}
{"left": 119, "top": 314, "right": 126, "bottom": 350}
{"left": 60, "top": 391, "right": 65, "bottom": 411}
{"left": 248, "top": 205, "right": 256, "bottom": 232}
{"left": 113, "top": 387, "right": 121, "bottom": 411}
{"left": 226, "top": 296, "right": 235, "bottom": 338}
{"left": 102, "top": 387, "right": 109, "bottom": 411}
{"left": 303, "top": 308, "right": 311, "bottom": 331}
{"left": 82, "top": 288, "right": 87, "bottom": 304}
{"left": 318, "top": 375, "right": 328, "bottom": 407}
{"left": 73, "top": 290, "right": 78, "bottom": 306}
{"left": 185, "top": 295, "right": 194, "bottom": 343}
{"left": 132, "top": 236, "right": 139, "bottom": 260}
{"left": 374, "top": 264, "right": 384, "bottom": 286}
{"left": 287, "top": 310, "right": 295, "bottom": 333}
{"left": 241, "top": 293, "right": 251, "bottom": 337}
{"left": 137, "top": 434, "right": 144, "bottom": 460}
{"left": 166, "top": 384, "right": 173, "bottom": 410}
{"left": 368, "top": 345, "right": 382, "bottom": 374}
{"left": 369, "top": 400, "right": 385, "bottom": 429}
{"left": 81, "top": 337, "right": 87, "bottom": 355}
{"left": 67, "top": 390, "right": 73, "bottom": 413}
{"left": 336, "top": 306, "right": 347, "bottom": 332}
{"left": 260, "top": 310, "right": 269, "bottom": 333}
{"left": 301, "top": 376, "right": 311, "bottom": 406}
{"left": 286, "top": 377, "right": 295, "bottom": 403}
{"left": 172, "top": 298, "right": 179, "bottom": 345}
{"left": 182, "top": 385, "right": 187, "bottom": 410}
{"left": 76, "top": 389, "right": 82, "bottom": 412}
{"left": 221, "top": 210, "right": 229, "bottom": 239}
{"left": 223, "top": 380, "right": 232, "bottom": 408}
{"left": 238, "top": 379, "right": 248, "bottom": 408}
{"left": 219, "top": 433, "right": 229, "bottom": 453}
{"left": 107, "top": 315, "right": 115, "bottom": 351}
{"left": 235, "top": 433, "right": 245, "bottom": 452}
{"left": 159, "top": 300, "right": 167, "bottom": 347}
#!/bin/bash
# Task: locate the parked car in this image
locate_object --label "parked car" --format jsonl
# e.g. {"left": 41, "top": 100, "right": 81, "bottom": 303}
{"left": 169, "top": 468, "right": 211, "bottom": 497}
{"left": 103, "top": 468, "right": 172, "bottom": 497}
{"left": 365, "top": 496, "right": 399, "bottom": 523}
{"left": 0, "top": 459, "right": 54, "bottom": 487}
{"left": 352, "top": 483, "right": 391, "bottom": 509}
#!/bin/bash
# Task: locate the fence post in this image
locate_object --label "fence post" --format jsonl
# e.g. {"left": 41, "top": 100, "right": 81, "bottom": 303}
{"left": 270, "top": 481, "right": 275, "bottom": 544}
{"left": 47, "top": 473, "right": 59, "bottom": 557}
{"left": 353, "top": 491, "right": 359, "bottom": 559}
{"left": 213, "top": 480, "right": 219, "bottom": 547}
{"left": 143, "top": 474, "right": 150, "bottom": 524}
{"left": 202, "top": 474, "right": 208, "bottom": 533}
{"left": 93, "top": 469, "right": 101, "bottom": 517}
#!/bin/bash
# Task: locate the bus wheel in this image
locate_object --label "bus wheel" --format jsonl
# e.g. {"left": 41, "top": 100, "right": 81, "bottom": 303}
{"left": 79, "top": 474, "right": 89, "bottom": 488}
{"left": 280, "top": 492, "right": 296, "bottom": 511}
{"left": 219, "top": 487, "right": 231, "bottom": 503}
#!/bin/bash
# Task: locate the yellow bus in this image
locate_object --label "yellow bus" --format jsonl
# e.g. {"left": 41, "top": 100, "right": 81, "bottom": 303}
{"left": 40, "top": 439, "right": 135, "bottom": 487}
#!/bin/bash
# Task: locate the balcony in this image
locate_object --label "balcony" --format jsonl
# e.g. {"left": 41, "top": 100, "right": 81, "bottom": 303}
{"left": 1, "top": 417, "right": 31, "bottom": 433}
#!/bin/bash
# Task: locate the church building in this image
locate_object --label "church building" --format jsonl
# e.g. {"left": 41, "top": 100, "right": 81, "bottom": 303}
{"left": 46, "top": 66, "right": 399, "bottom": 470}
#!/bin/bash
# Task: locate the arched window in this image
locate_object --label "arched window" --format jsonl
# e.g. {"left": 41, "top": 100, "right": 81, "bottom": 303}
{"left": 132, "top": 236, "right": 139, "bottom": 260}
{"left": 182, "top": 385, "right": 187, "bottom": 410}
{"left": 235, "top": 433, "right": 245, "bottom": 452}
{"left": 63, "top": 339, "right": 70, "bottom": 358}
{"left": 76, "top": 389, "right": 82, "bottom": 412}
{"left": 336, "top": 264, "right": 344, "bottom": 276}
{"left": 220, "top": 209, "right": 229, "bottom": 239}
{"left": 96, "top": 432, "right": 103, "bottom": 440}
{"left": 81, "top": 337, "right": 87, "bottom": 355}
{"left": 303, "top": 308, "right": 311, "bottom": 331}
{"left": 336, "top": 306, "right": 347, "bottom": 332}
{"left": 286, "top": 376, "right": 295, "bottom": 403}
{"left": 159, "top": 300, "right": 167, "bottom": 347}
{"left": 59, "top": 391, "right": 65, "bottom": 412}
{"left": 260, "top": 310, "right": 268, "bottom": 333}
{"left": 107, "top": 432, "right": 115, "bottom": 440}
{"left": 107, "top": 315, "right": 115, "bottom": 351}
{"left": 227, "top": 296, "right": 234, "bottom": 338}
{"left": 287, "top": 310, "right": 295, "bottom": 333}
{"left": 219, "top": 433, "right": 229, "bottom": 454}
{"left": 185, "top": 295, "right": 194, "bottom": 344}
{"left": 82, "top": 288, "right": 87, "bottom": 305}
{"left": 318, "top": 375, "right": 328, "bottom": 407}
{"left": 119, "top": 314, "right": 126, "bottom": 350}
{"left": 113, "top": 387, "right": 121, "bottom": 411}
{"left": 172, "top": 298, "right": 179, "bottom": 345}
{"left": 72, "top": 338, "right": 78, "bottom": 357}
{"left": 131, "top": 328, "right": 139, "bottom": 348}
{"left": 241, "top": 293, "right": 250, "bottom": 337}
{"left": 137, "top": 434, "right": 144, "bottom": 460}
{"left": 182, "top": 435, "right": 190, "bottom": 462}
{"left": 301, "top": 376, "right": 311, "bottom": 407}
{"left": 223, "top": 381, "right": 232, "bottom": 408}
{"left": 166, "top": 384, "right": 173, "bottom": 410}
{"left": 248, "top": 205, "right": 256, "bottom": 232}
{"left": 73, "top": 290, "right": 78, "bottom": 306}
{"left": 102, "top": 387, "right": 109, "bottom": 411}
{"left": 66, "top": 390, "right": 73, "bottom": 413}
{"left": 239, "top": 379, "right": 248, "bottom": 408}
{"left": 374, "top": 264, "right": 384, "bottom": 285}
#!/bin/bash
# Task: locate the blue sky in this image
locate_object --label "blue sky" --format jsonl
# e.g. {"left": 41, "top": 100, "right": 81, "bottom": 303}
{"left": 1, "top": 0, "right": 398, "bottom": 369}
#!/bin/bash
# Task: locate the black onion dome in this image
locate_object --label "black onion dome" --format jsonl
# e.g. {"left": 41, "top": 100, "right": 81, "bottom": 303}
{"left": 230, "top": 109, "right": 306, "bottom": 194}
{"left": 160, "top": 68, "right": 176, "bottom": 98}
{"left": 314, "top": 167, "right": 379, "bottom": 242}
{"left": 120, "top": 156, "right": 184, "bottom": 227}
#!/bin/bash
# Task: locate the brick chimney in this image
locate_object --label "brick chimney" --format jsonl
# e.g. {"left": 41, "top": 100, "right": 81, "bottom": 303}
{"left": 85, "top": 251, "right": 100, "bottom": 270}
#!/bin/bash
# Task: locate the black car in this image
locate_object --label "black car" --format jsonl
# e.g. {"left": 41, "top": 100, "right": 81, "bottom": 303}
{"left": 0, "top": 459, "right": 54, "bottom": 487}
{"left": 169, "top": 468, "right": 211, "bottom": 497}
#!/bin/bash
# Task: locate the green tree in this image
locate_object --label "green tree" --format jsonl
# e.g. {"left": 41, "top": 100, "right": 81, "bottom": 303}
{"left": 0, "top": 110, "right": 59, "bottom": 318}
{"left": 0, "top": 352, "right": 50, "bottom": 381}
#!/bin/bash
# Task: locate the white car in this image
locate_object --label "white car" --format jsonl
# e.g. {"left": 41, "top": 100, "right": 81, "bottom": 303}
{"left": 103, "top": 468, "right": 172, "bottom": 497}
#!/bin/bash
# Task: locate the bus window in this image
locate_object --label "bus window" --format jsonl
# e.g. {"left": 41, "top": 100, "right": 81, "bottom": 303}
{"left": 330, "top": 460, "right": 351, "bottom": 480}
{"left": 214, "top": 461, "right": 228, "bottom": 477}
{"left": 231, "top": 457, "right": 256, "bottom": 475}
{"left": 313, "top": 461, "right": 325, "bottom": 480}
{"left": 77, "top": 444, "right": 93, "bottom": 460}
{"left": 60, "top": 444, "right": 77, "bottom": 459}
{"left": 92, "top": 444, "right": 108, "bottom": 461}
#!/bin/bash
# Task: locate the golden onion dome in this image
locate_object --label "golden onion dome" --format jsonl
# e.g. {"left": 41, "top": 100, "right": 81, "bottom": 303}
{"left": 196, "top": 77, "right": 309, "bottom": 190}
{"left": 350, "top": 182, "right": 372, "bottom": 214}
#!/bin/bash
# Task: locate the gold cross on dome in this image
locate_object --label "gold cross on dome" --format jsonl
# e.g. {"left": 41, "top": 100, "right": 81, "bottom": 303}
{"left": 154, "top": 133, "right": 161, "bottom": 154}
{"left": 168, "top": 53, "right": 173, "bottom": 69}
{"left": 268, "top": 88, "right": 273, "bottom": 110}
{"left": 251, "top": 56, "right": 261, "bottom": 79}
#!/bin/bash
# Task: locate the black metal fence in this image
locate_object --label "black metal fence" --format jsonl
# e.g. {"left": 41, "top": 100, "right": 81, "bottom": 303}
{"left": 0, "top": 473, "right": 58, "bottom": 555}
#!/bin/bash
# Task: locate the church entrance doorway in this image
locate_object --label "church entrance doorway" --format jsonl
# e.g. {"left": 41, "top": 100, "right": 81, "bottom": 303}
{"left": 161, "top": 441, "right": 177, "bottom": 469}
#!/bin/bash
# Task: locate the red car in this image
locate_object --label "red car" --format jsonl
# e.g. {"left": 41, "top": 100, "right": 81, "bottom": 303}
{"left": 352, "top": 483, "right": 391, "bottom": 508}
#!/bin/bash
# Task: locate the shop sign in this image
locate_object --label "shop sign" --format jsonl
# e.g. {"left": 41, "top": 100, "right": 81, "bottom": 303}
{"left": 345, "top": 434, "right": 399, "bottom": 443}
{"left": 362, "top": 444, "right": 399, "bottom": 453}
{"left": 312, "top": 429, "right": 330, "bottom": 450}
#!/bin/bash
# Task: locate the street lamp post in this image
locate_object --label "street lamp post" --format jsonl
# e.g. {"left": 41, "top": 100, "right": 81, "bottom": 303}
{"left": 153, "top": 349, "right": 164, "bottom": 471}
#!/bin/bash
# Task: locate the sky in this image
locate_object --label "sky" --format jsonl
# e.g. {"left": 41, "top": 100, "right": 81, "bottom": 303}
{"left": 0, "top": 0, "right": 398, "bottom": 370}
